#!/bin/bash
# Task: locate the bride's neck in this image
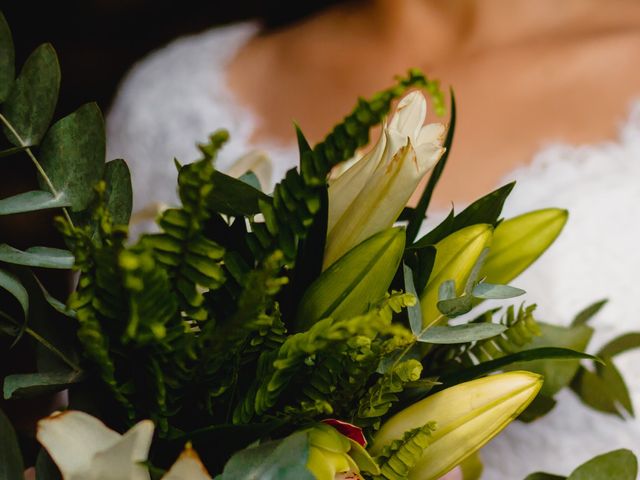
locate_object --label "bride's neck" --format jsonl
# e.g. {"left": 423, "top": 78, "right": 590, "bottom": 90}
{"left": 305, "top": 0, "right": 616, "bottom": 59}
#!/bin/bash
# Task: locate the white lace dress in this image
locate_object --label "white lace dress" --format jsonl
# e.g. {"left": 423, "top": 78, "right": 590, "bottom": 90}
{"left": 106, "top": 23, "right": 640, "bottom": 480}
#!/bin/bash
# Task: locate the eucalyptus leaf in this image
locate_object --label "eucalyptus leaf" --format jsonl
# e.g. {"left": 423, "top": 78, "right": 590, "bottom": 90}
{"left": 217, "top": 431, "right": 313, "bottom": 480}
{"left": 417, "top": 323, "right": 507, "bottom": 344}
{"left": 38, "top": 102, "right": 105, "bottom": 211}
{"left": 32, "top": 274, "right": 75, "bottom": 318}
{"left": 239, "top": 170, "right": 262, "bottom": 191}
{"left": 472, "top": 282, "right": 525, "bottom": 300}
{"left": 0, "top": 146, "right": 27, "bottom": 158}
{"left": 208, "top": 169, "right": 272, "bottom": 216}
{"left": 0, "top": 190, "right": 70, "bottom": 215}
{"left": 403, "top": 263, "right": 423, "bottom": 335}
{"left": 104, "top": 159, "right": 132, "bottom": 225}
{"left": 568, "top": 449, "right": 637, "bottom": 480}
{"left": 4, "top": 370, "right": 84, "bottom": 400}
{"left": 0, "top": 244, "right": 74, "bottom": 269}
{"left": 0, "top": 267, "right": 28, "bottom": 316}
{"left": 2, "top": 43, "right": 60, "bottom": 146}
{"left": 437, "top": 295, "right": 472, "bottom": 318}
{"left": 438, "top": 279, "right": 456, "bottom": 301}
{"left": 571, "top": 299, "right": 608, "bottom": 327}
{"left": 0, "top": 407, "right": 24, "bottom": 479}
{"left": 0, "top": 11, "right": 15, "bottom": 102}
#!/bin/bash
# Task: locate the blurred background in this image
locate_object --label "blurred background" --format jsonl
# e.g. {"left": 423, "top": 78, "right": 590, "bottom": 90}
{"left": 3, "top": 0, "right": 344, "bottom": 116}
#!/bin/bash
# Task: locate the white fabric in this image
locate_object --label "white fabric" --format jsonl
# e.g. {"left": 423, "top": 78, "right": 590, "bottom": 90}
{"left": 106, "top": 22, "right": 640, "bottom": 479}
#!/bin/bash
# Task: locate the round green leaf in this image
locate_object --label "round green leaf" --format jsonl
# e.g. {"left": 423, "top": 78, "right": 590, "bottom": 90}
{"left": 568, "top": 449, "right": 637, "bottom": 480}
{"left": 0, "top": 408, "right": 24, "bottom": 479}
{"left": 0, "top": 11, "right": 15, "bottom": 102}
{"left": 104, "top": 159, "right": 132, "bottom": 225}
{"left": 0, "top": 267, "right": 28, "bottom": 316}
{"left": 2, "top": 43, "right": 60, "bottom": 146}
{"left": 38, "top": 102, "right": 106, "bottom": 211}
{"left": 0, "top": 244, "right": 74, "bottom": 269}
{"left": 0, "top": 190, "right": 70, "bottom": 215}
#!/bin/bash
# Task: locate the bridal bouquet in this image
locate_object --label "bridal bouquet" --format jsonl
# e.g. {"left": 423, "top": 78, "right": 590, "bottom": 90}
{"left": 0, "top": 12, "right": 638, "bottom": 480}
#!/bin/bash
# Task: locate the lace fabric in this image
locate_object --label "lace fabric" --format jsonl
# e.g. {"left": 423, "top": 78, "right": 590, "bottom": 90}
{"left": 106, "top": 23, "right": 640, "bottom": 479}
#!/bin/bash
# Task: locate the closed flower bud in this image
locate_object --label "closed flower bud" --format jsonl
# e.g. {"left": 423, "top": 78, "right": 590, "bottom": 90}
{"left": 420, "top": 224, "right": 493, "bottom": 327}
{"left": 295, "top": 227, "right": 405, "bottom": 331}
{"left": 371, "top": 372, "right": 543, "bottom": 480}
{"left": 480, "top": 208, "right": 568, "bottom": 285}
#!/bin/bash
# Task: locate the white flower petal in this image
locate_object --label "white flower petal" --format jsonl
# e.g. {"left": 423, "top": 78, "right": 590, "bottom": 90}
{"left": 162, "top": 444, "right": 212, "bottom": 480}
{"left": 37, "top": 411, "right": 122, "bottom": 479}
{"left": 91, "top": 420, "right": 154, "bottom": 480}
{"left": 328, "top": 131, "right": 387, "bottom": 232}
{"left": 389, "top": 91, "right": 427, "bottom": 140}
{"left": 417, "top": 123, "right": 446, "bottom": 145}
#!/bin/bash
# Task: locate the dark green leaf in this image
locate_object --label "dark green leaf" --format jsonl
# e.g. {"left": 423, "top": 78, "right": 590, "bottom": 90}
{"left": 524, "top": 474, "right": 565, "bottom": 480}
{"left": 571, "top": 299, "right": 608, "bottom": 326}
{"left": 506, "top": 322, "right": 593, "bottom": 397}
{"left": 417, "top": 323, "right": 507, "bottom": 344}
{"left": 217, "top": 431, "right": 313, "bottom": 480}
{"left": 0, "top": 190, "right": 70, "bottom": 215}
{"left": 403, "top": 263, "right": 423, "bottom": 335}
{"left": 472, "top": 283, "right": 525, "bottom": 300}
{"left": 410, "top": 209, "right": 455, "bottom": 249}
{"left": 0, "top": 267, "right": 28, "bottom": 316}
{"left": 104, "top": 159, "right": 132, "bottom": 225}
{"left": 0, "top": 146, "right": 27, "bottom": 158}
{"left": 4, "top": 370, "right": 83, "bottom": 400}
{"left": 0, "top": 407, "right": 24, "bottom": 479}
{"left": 36, "top": 449, "right": 62, "bottom": 480}
{"left": 597, "top": 332, "right": 640, "bottom": 358}
{"left": 2, "top": 43, "right": 60, "bottom": 146}
{"left": 38, "top": 102, "right": 105, "bottom": 211}
{"left": 568, "top": 449, "right": 637, "bottom": 480}
{"left": 32, "top": 274, "right": 75, "bottom": 318}
{"left": 597, "top": 358, "right": 634, "bottom": 415}
{"left": 0, "top": 11, "right": 15, "bottom": 102}
{"left": 518, "top": 394, "right": 557, "bottom": 423}
{"left": 208, "top": 170, "right": 272, "bottom": 216}
{"left": 570, "top": 365, "right": 625, "bottom": 417}
{"left": 406, "top": 89, "right": 456, "bottom": 243}
{"left": 239, "top": 170, "right": 262, "bottom": 191}
{"left": 452, "top": 182, "right": 515, "bottom": 231}
{"left": 437, "top": 295, "right": 472, "bottom": 318}
{"left": 436, "top": 347, "right": 600, "bottom": 389}
{"left": 0, "top": 244, "right": 74, "bottom": 269}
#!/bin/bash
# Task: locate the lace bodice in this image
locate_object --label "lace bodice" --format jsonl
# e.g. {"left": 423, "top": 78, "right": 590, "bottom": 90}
{"left": 106, "top": 23, "right": 640, "bottom": 479}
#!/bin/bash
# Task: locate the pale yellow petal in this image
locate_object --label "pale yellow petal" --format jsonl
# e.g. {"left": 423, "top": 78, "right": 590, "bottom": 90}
{"left": 91, "top": 420, "right": 154, "bottom": 480}
{"left": 37, "top": 411, "right": 122, "bottom": 479}
{"left": 389, "top": 91, "right": 427, "bottom": 140}
{"left": 163, "top": 444, "right": 212, "bottom": 480}
{"left": 417, "top": 123, "right": 446, "bottom": 145}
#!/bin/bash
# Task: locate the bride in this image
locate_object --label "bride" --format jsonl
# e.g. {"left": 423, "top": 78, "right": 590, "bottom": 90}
{"left": 106, "top": 0, "right": 640, "bottom": 478}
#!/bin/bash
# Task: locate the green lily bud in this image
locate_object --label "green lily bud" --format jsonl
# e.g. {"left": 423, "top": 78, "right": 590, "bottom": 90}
{"left": 306, "top": 424, "right": 380, "bottom": 480}
{"left": 371, "top": 371, "right": 542, "bottom": 480}
{"left": 420, "top": 224, "right": 493, "bottom": 327}
{"left": 480, "top": 208, "right": 567, "bottom": 285}
{"left": 295, "top": 227, "right": 405, "bottom": 331}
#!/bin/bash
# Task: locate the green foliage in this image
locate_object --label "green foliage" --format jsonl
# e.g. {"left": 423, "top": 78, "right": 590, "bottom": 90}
{"left": 0, "top": 408, "right": 24, "bottom": 480}
{"left": 525, "top": 448, "right": 638, "bottom": 480}
{"left": 372, "top": 423, "right": 437, "bottom": 480}
{"left": 355, "top": 359, "right": 423, "bottom": 430}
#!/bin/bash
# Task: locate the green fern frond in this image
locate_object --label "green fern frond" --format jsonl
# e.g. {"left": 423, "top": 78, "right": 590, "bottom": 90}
{"left": 373, "top": 422, "right": 437, "bottom": 480}
{"left": 355, "top": 359, "right": 423, "bottom": 430}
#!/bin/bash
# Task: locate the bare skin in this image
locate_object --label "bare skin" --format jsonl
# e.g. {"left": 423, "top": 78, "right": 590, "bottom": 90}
{"left": 228, "top": 0, "right": 640, "bottom": 207}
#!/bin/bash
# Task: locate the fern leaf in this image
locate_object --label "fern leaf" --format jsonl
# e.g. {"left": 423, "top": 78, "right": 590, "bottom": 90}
{"left": 355, "top": 359, "right": 423, "bottom": 430}
{"left": 373, "top": 423, "right": 437, "bottom": 480}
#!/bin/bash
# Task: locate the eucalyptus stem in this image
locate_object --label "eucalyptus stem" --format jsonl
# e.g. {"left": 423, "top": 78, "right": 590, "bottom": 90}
{"left": 0, "top": 112, "right": 74, "bottom": 227}
{"left": 0, "top": 308, "right": 81, "bottom": 372}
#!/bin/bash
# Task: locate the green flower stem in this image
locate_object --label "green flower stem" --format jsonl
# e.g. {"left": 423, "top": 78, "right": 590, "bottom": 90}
{"left": 0, "top": 112, "right": 74, "bottom": 227}
{"left": 0, "top": 308, "right": 81, "bottom": 372}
